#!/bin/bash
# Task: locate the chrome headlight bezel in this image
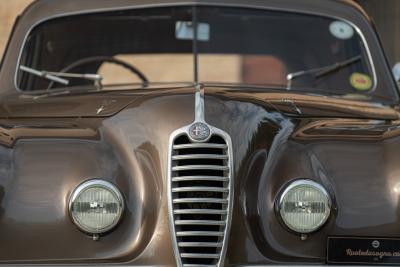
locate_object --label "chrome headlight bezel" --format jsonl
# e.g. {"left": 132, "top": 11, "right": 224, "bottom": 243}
{"left": 68, "top": 179, "right": 125, "bottom": 235}
{"left": 276, "top": 179, "right": 332, "bottom": 234}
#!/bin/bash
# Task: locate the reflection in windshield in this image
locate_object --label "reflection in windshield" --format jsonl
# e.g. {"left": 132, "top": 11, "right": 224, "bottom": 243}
{"left": 17, "top": 5, "right": 391, "bottom": 101}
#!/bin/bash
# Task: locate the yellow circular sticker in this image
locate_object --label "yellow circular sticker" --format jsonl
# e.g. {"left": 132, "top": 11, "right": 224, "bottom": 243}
{"left": 349, "top": 72, "right": 372, "bottom": 91}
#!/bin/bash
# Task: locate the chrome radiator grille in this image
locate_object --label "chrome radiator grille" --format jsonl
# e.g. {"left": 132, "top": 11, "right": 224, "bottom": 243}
{"left": 169, "top": 132, "right": 233, "bottom": 267}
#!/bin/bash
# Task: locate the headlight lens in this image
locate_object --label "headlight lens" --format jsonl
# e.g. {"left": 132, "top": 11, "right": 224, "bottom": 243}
{"left": 69, "top": 180, "right": 124, "bottom": 234}
{"left": 278, "top": 180, "right": 331, "bottom": 234}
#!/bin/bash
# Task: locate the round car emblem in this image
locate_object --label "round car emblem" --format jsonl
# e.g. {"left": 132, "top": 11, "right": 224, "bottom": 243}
{"left": 189, "top": 122, "right": 211, "bottom": 141}
{"left": 372, "top": 240, "right": 380, "bottom": 249}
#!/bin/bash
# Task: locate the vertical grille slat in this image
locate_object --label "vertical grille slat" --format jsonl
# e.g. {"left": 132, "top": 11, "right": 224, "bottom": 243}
{"left": 169, "top": 132, "right": 232, "bottom": 267}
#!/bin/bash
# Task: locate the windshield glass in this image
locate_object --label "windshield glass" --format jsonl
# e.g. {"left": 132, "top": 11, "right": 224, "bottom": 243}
{"left": 17, "top": 6, "right": 388, "bottom": 100}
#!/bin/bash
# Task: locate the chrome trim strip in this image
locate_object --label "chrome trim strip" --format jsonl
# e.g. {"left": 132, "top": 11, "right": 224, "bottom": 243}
{"left": 173, "top": 143, "right": 228, "bottom": 149}
{"left": 173, "top": 198, "right": 228, "bottom": 204}
{"left": 172, "top": 154, "right": 228, "bottom": 160}
{"left": 173, "top": 209, "right": 228, "bottom": 215}
{"left": 171, "top": 186, "right": 229, "bottom": 193}
{"left": 195, "top": 84, "right": 205, "bottom": 122}
{"left": 13, "top": 2, "right": 378, "bottom": 94}
{"left": 178, "top": 242, "right": 223, "bottom": 247}
{"left": 172, "top": 165, "right": 229, "bottom": 171}
{"left": 175, "top": 220, "right": 226, "bottom": 226}
{"left": 176, "top": 231, "right": 225, "bottom": 237}
{"left": 172, "top": 176, "right": 228, "bottom": 182}
{"left": 180, "top": 253, "right": 220, "bottom": 259}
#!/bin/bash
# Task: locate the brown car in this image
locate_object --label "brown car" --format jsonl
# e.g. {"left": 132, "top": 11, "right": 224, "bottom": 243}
{"left": 0, "top": 0, "right": 399, "bottom": 266}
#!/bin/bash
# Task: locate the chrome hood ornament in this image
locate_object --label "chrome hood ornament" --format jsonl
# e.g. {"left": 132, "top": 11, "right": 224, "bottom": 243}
{"left": 188, "top": 84, "right": 211, "bottom": 142}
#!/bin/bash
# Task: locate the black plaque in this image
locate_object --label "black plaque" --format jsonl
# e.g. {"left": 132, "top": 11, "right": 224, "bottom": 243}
{"left": 328, "top": 237, "right": 400, "bottom": 265}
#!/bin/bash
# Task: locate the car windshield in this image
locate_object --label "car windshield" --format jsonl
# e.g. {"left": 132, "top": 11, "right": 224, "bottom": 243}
{"left": 17, "top": 6, "right": 385, "bottom": 100}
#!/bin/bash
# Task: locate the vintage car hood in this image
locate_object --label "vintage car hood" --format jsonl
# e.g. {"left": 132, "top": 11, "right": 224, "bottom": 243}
{"left": 0, "top": 87, "right": 196, "bottom": 118}
{"left": 0, "top": 86, "right": 397, "bottom": 120}
{"left": 206, "top": 87, "right": 400, "bottom": 120}
{"left": 0, "top": 85, "right": 399, "bottom": 264}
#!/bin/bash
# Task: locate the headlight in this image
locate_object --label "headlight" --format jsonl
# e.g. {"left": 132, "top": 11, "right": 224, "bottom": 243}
{"left": 277, "top": 180, "right": 331, "bottom": 234}
{"left": 69, "top": 179, "right": 124, "bottom": 235}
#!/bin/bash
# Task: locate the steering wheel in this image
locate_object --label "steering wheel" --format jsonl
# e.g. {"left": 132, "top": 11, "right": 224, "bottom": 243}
{"left": 48, "top": 56, "right": 149, "bottom": 89}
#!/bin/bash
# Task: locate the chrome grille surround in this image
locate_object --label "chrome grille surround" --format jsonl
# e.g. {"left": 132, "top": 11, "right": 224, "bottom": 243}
{"left": 168, "top": 123, "right": 234, "bottom": 267}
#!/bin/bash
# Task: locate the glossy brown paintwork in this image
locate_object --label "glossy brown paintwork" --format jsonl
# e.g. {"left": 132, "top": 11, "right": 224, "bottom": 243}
{"left": 0, "top": 87, "right": 397, "bottom": 265}
{"left": 0, "top": 0, "right": 400, "bottom": 266}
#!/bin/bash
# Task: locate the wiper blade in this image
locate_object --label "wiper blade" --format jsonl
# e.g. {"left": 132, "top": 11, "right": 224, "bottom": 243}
{"left": 286, "top": 55, "right": 362, "bottom": 89}
{"left": 20, "top": 65, "right": 69, "bottom": 85}
{"left": 19, "top": 65, "right": 103, "bottom": 87}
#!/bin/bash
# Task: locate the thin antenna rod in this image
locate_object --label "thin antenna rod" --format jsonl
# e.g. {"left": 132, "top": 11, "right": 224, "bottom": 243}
{"left": 192, "top": 6, "right": 199, "bottom": 84}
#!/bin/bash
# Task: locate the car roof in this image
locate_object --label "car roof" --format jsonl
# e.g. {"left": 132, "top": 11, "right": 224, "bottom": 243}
{"left": 18, "top": 0, "right": 370, "bottom": 27}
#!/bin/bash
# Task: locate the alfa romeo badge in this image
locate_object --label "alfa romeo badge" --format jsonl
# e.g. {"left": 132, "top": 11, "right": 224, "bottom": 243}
{"left": 189, "top": 122, "right": 211, "bottom": 141}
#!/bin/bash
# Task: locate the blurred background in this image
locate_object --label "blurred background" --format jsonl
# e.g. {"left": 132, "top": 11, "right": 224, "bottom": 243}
{"left": 355, "top": 0, "right": 400, "bottom": 67}
{"left": 1, "top": 0, "right": 400, "bottom": 70}
{"left": 0, "top": 0, "right": 32, "bottom": 58}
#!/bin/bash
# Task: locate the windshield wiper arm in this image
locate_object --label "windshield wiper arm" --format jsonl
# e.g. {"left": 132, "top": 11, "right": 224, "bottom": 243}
{"left": 19, "top": 65, "right": 103, "bottom": 88}
{"left": 20, "top": 65, "right": 69, "bottom": 85}
{"left": 286, "top": 55, "right": 362, "bottom": 90}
